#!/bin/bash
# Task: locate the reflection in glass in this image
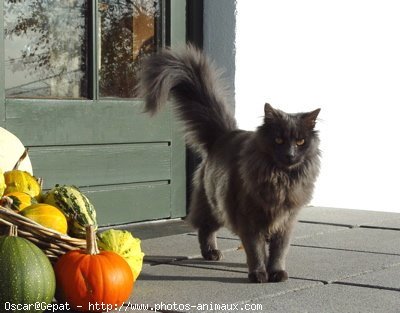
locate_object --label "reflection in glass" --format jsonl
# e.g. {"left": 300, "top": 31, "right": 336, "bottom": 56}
{"left": 4, "top": 0, "right": 88, "bottom": 98}
{"left": 99, "top": 0, "right": 159, "bottom": 98}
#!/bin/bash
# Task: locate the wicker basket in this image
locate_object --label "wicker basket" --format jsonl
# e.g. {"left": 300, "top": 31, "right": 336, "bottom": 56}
{"left": 0, "top": 205, "right": 86, "bottom": 263}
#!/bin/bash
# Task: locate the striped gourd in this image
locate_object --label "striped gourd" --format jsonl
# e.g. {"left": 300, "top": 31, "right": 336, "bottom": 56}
{"left": 43, "top": 185, "right": 97, "bottom": 238}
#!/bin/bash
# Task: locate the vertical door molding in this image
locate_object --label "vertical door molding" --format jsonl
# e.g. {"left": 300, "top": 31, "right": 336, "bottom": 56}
{"left": 0, "top": 0, "right": 5, "bottom": 126}
{"left": 170, "top": 0, "right": 187, "bottom": 218}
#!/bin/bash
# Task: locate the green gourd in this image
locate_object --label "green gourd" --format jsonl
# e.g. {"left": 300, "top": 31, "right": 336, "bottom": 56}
{"left": 43, "top": 185, "right": 97, "bottom": 238}
{"left": 0, "top": 225, "right": 55, "bottom": 313}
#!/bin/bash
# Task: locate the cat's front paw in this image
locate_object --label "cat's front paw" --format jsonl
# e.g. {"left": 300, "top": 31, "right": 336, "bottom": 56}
{"left": 248, "top": 271, "right": 268, "bottom": 283}
{"left": 202, "top": 249, "right": 223, "bottom": 261}
{"left": 268, "top": 270, "right": 288, "bottom": 282}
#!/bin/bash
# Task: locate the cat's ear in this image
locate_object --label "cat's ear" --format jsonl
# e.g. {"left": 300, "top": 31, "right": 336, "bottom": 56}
{"left": 264, "top": 103, "right": 277, "bottom": 120}
{"left": 302, "top": 108, "right": 321, "bottom": 129}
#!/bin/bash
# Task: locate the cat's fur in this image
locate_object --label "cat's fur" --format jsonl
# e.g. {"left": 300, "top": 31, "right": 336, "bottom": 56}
{"left": 137, "top": 45, "right": 321, "bottom": 283}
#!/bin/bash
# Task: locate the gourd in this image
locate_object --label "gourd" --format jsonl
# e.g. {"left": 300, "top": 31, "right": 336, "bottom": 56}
{"left": 54, "top": 225, "right": 134, "bottom": 312}
{"left": 43, "top": 185, "right": 97, "bottom": 238}
{"left": 97, "top": 229, "right": 145, "bottom": 280}
{"left": 3, "top": 148, "right": 41, "bottom": 201}
{"left": 0, "top": 168, "right": 5, "bottom": 197}
{"left": 4, "top": 191, "right": 37, "bottom": 212}
{"left": 21, "top": 203, "right": 68, "bottom": 234}
{"left": 0, "top": 225, "right": 56, "bottom": 313}
{"left": 3, "top": 169, "right": 42, "bottom": 201}
{"left": 0, "top": 127, "right": 33, "bottom": 174}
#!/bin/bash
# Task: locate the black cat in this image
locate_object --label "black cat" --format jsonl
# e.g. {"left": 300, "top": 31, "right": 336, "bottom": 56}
{"left": 138, "top": 45, "right": 321, "bottom": 283}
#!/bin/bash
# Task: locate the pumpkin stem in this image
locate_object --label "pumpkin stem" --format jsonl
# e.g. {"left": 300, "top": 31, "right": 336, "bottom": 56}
{"left": 86, "top": 225, "right": 99, "bottom": 255}
{"left": 13, "top": 148, "right": 29, "bottom": 170}
{"left": 8, "top": 224, "right": 18, "bottom": 237}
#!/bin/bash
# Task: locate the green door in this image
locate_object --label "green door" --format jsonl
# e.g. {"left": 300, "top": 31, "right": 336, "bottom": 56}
{"left": 0, "top": 0, "right": 186, "bottom": 226}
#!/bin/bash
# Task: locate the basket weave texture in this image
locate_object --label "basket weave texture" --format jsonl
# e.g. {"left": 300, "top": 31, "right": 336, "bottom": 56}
{"left": 0, "top": 206, "right": 86, "bottom": 262}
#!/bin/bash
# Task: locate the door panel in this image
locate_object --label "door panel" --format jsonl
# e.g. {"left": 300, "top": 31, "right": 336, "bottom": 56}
{"left": 29, "top": 143, "right": 171, "bottom": 188}
{"left": 5, "top": 100, "right": 172, "bottom": 145}
{"left": 85, "top": 182, "right": 171, "bottom": 225}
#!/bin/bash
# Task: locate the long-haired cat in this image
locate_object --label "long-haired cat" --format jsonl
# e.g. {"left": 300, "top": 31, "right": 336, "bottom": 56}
{"left": 138, "top": 45, "right": 321, "bottom": 283}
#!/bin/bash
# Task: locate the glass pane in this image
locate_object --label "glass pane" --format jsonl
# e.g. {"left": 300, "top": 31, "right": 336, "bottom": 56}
{"left": 4, "top": 0, "right": 88, "bottom": 99}
{"left": 99, "top": 0, "right": 160, "bottom": 98}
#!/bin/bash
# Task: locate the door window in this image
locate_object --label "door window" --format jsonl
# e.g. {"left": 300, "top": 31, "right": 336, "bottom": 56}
{"left": 4, "top": 0, "right": 161, "bottom": 99}
{"left": 99, "top": 1, "right": 160, "bottom": 98}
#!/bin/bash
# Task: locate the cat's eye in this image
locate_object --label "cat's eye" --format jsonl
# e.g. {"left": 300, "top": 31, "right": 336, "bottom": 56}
{"left": 275, "top": 138, "right": 284, "bottom": 145}
{"left": 296, "top": 139, "right": 305, "bottom": 146}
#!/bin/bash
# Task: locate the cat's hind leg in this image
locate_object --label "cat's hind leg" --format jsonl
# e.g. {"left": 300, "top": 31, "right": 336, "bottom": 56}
{"left": 186, "top": 183, "right": 223, "bottom": 261}
{"left": 198, "top": 224, "right": 223, "bottom": 261}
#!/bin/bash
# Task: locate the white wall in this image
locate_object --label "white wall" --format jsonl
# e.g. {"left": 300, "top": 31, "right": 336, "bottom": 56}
{"left": 235, "top": 0, "right": 400, "bottom": 213}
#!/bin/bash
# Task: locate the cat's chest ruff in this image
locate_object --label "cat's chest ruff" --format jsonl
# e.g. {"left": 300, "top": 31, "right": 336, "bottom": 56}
{"left": 259, "top": 169, "right": 309, "bottom": 210}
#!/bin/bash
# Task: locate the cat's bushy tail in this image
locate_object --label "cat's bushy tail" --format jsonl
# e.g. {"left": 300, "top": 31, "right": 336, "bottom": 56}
{"left": 137, "top": 45, "right": 237, "bottom": 155}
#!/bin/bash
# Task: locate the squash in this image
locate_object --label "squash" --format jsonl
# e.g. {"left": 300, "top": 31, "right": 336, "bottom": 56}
{"left": 4, "top": 170, "right": 42, "bottom": 201}
{"left": 97, "top": 229, "right": 144, "bottom": 280}
{"left": 0, "top": 225, "right": 56, "bottom": 312}
{"left": 21, "top": 203, "right": 68, "bottom": 234}
{"left": 54, "top": 225, "right": 134, "bottom": 312}
{"left": 0, "top": 168, "right": 5, "bottom": 197}
{"left": 4, "top": 191, "right": 37, "bottom": 212}
{"left": 0, "top": 127, "right": 33, "bottom": 174}
{"left": 43, "top": 185, "right": 97, "bottom": 238}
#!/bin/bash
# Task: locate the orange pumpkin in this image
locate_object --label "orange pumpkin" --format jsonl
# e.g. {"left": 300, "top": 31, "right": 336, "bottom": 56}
{"left": 54, "top": 226, "right": 134, "bottom": 312}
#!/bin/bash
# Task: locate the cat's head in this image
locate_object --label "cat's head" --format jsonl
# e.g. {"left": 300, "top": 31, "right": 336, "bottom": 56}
{"left": 256, "top": 103, "right": 320, "bottom": 170}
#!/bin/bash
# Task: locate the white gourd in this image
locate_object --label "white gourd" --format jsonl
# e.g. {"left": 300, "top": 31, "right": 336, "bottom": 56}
{"left": 0, "top": 127, "right": 33, "bottom": 174}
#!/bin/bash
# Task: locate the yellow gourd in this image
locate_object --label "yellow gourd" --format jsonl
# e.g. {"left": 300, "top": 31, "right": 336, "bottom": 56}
{"left": 0, "top": 168, "right": 6, "bottom": 197}
{"left": 97, "top": 229, "right": 144, "bottom": 280}
{"left": 4, "top": 170, "right": 41, "bottom": 201}
{"left": 21, "top": 203, "right": 68, "bottom": 234}
{"left": 4, "top": 191, "right": 37, "bottom": 212}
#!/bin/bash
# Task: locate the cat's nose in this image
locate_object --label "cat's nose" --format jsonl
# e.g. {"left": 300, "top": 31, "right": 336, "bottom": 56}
{"left": 286, "top": 155, "right": 294, "bottom": 163}
{"left": 286, "top": 152, "right": 296, "bottom": 164}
